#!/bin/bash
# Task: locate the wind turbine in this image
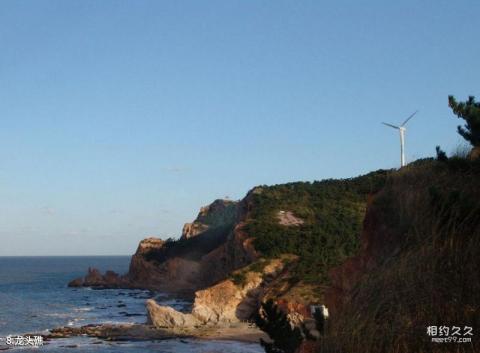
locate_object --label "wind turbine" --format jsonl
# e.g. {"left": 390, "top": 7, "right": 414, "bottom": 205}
{"left": 382, "top": 111, "right": 418, "bottom": 167}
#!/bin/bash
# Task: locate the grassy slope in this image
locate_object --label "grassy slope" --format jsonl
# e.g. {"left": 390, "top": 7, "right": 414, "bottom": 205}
{"left": 319, "top": 158, "right": 480, "bottom": 353}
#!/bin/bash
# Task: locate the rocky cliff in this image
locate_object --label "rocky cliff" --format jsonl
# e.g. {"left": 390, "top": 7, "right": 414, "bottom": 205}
{"left": 69, "top": 198, "right": 257, "bottom": 293}
{"left": 181, "top": 199, "right": 237, "bottom": 239}
{"left": 145, "top": 258, "right": 286, "bottom": 327}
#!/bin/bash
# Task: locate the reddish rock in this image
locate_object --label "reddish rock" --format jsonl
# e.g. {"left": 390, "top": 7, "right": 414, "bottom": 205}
{"left": 68, "top": 267, "right": 128, "bottom": 288}
{"left": 67, "top": 277, "right": 84, "bottom": 287}
{"left": 325, "top": 193, "right": 400, "bottom": 315}
{"left": 67, "top": 198, "right": 254, "bottom": 293}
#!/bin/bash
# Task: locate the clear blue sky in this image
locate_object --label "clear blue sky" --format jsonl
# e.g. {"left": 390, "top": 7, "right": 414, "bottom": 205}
{"left": 1, "top": 1, "right": 478, "bottom": 255}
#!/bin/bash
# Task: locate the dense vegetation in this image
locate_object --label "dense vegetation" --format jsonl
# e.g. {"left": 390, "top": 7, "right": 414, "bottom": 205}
{"left": 245, "top": 170, "right": 388, "bottom": 283}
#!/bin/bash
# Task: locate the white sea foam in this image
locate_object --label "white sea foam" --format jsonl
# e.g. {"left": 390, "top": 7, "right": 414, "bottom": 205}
{"left": 44, "top": 313, "right": 70, "bottom": 318}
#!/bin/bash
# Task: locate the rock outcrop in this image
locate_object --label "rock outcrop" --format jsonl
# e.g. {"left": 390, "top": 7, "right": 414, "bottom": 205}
{"left": 277, "top": 210, "right": 304, "bottom": 226}
{"left": 181, "top": 199, "right": 237, "bottom": 239}
{"left": 132, "top": 237, "right": 165, "bottom": 254}
{"left": 146, "top": 300, "right": 200, "bottom": 328}
{"left": 192, "top": 273, "right": 262, "bottom": 323}
{"left": 146, "top": 259, "right": 285, "bottom": 328}
{"left": 69, "top": 198, "right": 255, "bottom": 293}
{"left": 126, "top": 237, "right": 202, "bottom": 292}
{"left": 68, "top": 267, "right": 129, "bottom": 288}
{"left": 181, "top": 222, "right": 208, "bottom": 239}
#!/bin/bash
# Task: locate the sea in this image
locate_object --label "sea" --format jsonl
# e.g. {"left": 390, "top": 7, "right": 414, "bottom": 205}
{"left": 0, "top": 256, "right": 263, "bottom": 353}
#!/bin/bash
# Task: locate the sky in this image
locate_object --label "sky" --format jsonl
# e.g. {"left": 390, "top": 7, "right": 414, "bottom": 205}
{"left": 0, "top": 0, "right": 479, "bottom": 256}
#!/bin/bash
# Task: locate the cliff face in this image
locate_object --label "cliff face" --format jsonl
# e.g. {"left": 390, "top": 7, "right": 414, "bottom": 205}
{"left": 146, "top": 259, "right": 285, "bottom": 327}
{"left": 181, "top": 199, "right": 237, "bottom": 239}
{"left": 127, "top": 198, "right": 258, "bottom": 292}
{"left": 69, "top": 198, "right": 258, "bottom": 293}
{"left": 127, "top": 237, "right": 201, "bottom": 292}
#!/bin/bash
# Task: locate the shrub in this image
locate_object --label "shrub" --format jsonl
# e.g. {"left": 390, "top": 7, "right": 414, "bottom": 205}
{"left": 229, "top": 271, "right": 248, "bottom": 287}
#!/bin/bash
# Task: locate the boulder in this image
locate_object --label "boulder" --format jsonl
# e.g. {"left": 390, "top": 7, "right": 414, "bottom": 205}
{"left": 146, "top": 299, "right": 200, "bottom": 328}
{"left": 192, "top": 277, "right": 261, "bottom": 323}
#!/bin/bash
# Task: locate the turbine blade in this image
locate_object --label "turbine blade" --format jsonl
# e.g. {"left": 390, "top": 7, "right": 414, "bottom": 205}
{"left": 382, "top": 122, "right": 399, "bottom": 129}
{"left": 401, "top": 110, "right": 418, "bottom": 126}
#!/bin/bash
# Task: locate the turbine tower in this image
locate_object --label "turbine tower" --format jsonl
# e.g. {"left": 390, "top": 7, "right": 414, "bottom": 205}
{"left": 382, "top": 111, "right": 418, "bottom": 167}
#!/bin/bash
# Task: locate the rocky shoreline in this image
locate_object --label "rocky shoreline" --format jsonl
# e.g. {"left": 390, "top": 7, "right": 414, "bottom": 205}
{"left": 43, "top": 322, "right": 267, "bottom": 344}
{"left": 58, "top": 258, "right": 283, "bottom": 346}
{"left": 63, "top": 198, "right": 274, "bottom": 342}
{"left": 62, "top": 197, "right": 317, "bottom": 349}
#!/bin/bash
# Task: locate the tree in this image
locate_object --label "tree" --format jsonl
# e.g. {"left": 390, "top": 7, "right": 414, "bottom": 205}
{"left": 448, "top": 95, "right": 480, "bottom": 147}
{"left": 255, "top": 299, "right": 304, "bottom": 353}
{"left": 435, "top": 146, "right": 448, "bottom": 162}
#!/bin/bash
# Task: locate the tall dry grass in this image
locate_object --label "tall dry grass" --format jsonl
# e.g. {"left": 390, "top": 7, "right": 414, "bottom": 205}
{"left": 317, "top": 159, "right": 480, "bottom": 353}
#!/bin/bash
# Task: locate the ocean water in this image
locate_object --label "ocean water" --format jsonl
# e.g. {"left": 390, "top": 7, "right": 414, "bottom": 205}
{"left": 0, "top": 256, "right": 263, "bottom": 353}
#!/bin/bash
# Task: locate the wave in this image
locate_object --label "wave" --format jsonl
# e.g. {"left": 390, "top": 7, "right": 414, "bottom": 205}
{"left": 73, "top": 307, "right": 92, "bottom": 312}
